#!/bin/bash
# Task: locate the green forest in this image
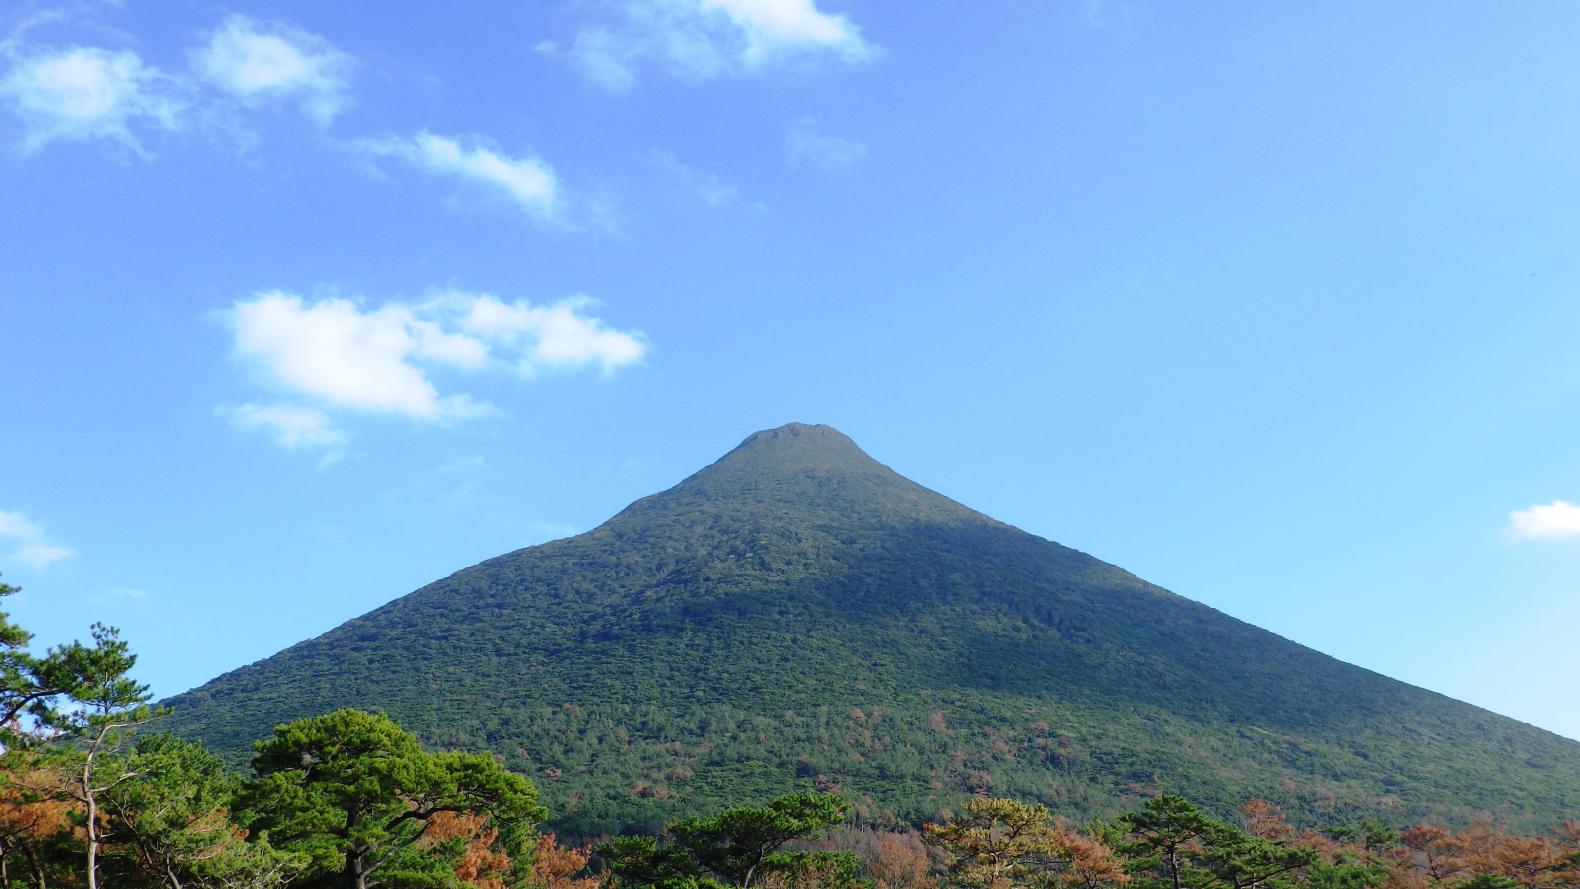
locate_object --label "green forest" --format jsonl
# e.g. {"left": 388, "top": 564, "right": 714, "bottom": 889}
{"left": 160, "top": 426, "right": 1580, "bottom": 836}
{"left": 4, "top": 575, "right": 1580, "bottom": 889}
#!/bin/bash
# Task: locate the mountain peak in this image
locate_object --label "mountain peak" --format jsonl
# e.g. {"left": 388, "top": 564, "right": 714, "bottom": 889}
{"left": 607, "top": 421, "right": 978, "bottom": 528}
{"left": 687, "top": 422, "right": 885, "bottom": 480}
{"left": 732, "top": 422, "right": 861, "bottom": 457}
{"left": 164, "top": 422, "right": 1580, "bottom": 836}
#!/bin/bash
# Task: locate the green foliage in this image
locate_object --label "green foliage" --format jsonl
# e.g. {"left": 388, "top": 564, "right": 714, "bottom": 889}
{"left": 1304, "top": 861, "right": 1385, "bottom": 889}
{"left": 100, "top": 734, "right": 304, "bottom": 888}
{"left": 1117, "top": 796, "right": 1334, "bottom": 889}
{"left": 601, "top": 834, "right": 728, "bottom": 889}
{"left": 1454, "top": 876, "right": 1522, "bottom": 889}
{"left": 0, "top": 573, "right": 44, "bottom": 728}
{"left": 1323, "top": 820, "right": 1397, "bottom": 854}
{"left": 1193, "top": 822, "right": 1319, "bottom": 889}
{"left": 921, "top": 797, "right": 1065, "bottom": 887}
{"left": 1122, "top": 796, "right": 1215, "bottom": 889}
{"left": 160, "top": 425, "right": 1580, "bottom": 834}
{"left": 0, "top": 574, "right": 77, "bottom": 741}
{"left": 42, "top": 621, "right": 165, "bottom": 889}
{"left": 923, "top": 796, "right": 1136, "bottom": 889}
{"left": 44, "top": 622, "right": 163, "bottom": 737}
{"left": 237, "top": 708, "right": 546, "bottom": 889}
{"left": 600, "top": 791, "right": 863, "bottom": 888}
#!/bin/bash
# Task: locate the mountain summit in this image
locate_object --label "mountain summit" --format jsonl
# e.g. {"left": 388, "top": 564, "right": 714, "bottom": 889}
{"left": 615, "top": 422, "right": 990, "bottom": 529}
{"left": 166, "top": 424, "right": 1580, "bottom": 834}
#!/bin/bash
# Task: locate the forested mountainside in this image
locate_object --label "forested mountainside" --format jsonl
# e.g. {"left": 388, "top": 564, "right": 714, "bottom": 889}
{"left": 164, "top": 423, "right": 1580, "bottom": 836}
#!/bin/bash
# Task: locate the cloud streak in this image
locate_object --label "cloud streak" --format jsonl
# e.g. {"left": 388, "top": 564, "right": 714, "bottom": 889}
{"left": 354, "top": 132, "right": 564, "bottom": 224}
{"left": 552, "top": 0, "right": 877, "bottom": 91}
{"left": 442, "top": 292, "right": 649, "bottom": 375}
{"left": 0, "top": 509, "right": 76, "bottom": 571}
{"left": 223, "top": 402, "right": 349, "bottom": 451}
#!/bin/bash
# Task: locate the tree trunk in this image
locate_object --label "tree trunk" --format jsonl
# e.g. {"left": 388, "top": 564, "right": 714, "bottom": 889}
{"left": 343, "top": 853, "right": 368, "bottom": 889}
{"left": 83, "top": 758, "right": 98, "bottom": 889}
{"left": 25, "top": 848, "right": 44, "bottom": 889}
{"left": 81, "top": 723, "right": 113, "bottom": 889}
{"left": 83, "top": 764, "right": 97, "bottom": 889}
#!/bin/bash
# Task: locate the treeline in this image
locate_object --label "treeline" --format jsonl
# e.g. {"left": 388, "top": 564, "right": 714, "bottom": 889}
{"left": 0, "top": 575, "right": 592, "bottom": 889}
{"left": 3, "top": 574, "right": 1578, "bottom": 889}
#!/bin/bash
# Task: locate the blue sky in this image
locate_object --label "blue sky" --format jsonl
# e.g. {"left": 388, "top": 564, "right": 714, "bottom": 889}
{"left": 3, "top": 1, "right": 1580, "bottom": 741}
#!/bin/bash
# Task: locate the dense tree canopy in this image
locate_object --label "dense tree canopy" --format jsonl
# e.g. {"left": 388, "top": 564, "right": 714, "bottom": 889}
{"left": 600, "top": 792, "right": 864, "bottom": 888}
{"left": 161, "top": 429, "right": 1580, "bottom": 837}
{"left": 6, "top": 563, "right": 1580, "bottom": 889}
{"left": 238, "top": 708, "right": 547, "bottom": 889}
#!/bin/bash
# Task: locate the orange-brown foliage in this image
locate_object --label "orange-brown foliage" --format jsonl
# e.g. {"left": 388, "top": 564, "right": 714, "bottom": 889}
{"left": 0, "top": 767, "right": 82, "bottom": 888}
{"left": 528, "top": 833, "right": 598, "bottom": 889}
{"left": 1053, "top": 826, "right": 1132, "bottom": 889}
{"left": 424, "top": 811, "right": 514, "bottom": 889}
{"left": 1241, "top": 799, "right": 1295, "bottom": 843}
{"left": 867, "top": 831, "right": 934, "bottom": 889}
{"left": 1390, "top": 819, "right": 1580, "bottom": 889}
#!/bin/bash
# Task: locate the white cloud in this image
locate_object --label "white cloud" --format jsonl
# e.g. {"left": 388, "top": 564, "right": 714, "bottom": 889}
{"left": 0, "top": 509, "right": 76, "bottom": 571}
{"left": 649, "top": 150, "right": 739, "bottom": 207}
{"left": 356, "top": 132, "right": 562, "bottom": 223}
{"left": 0, "top": 46, "right": 181, "bottom": 154}
{"left": 787, "top": 117, "right": 865, "bottom": 170}
{"left": 442, "top": 292, "right": 649, "bottom": 375}
{"left": 225, "top": 290, "right": 647, "bottom": 452}
{"left": 1508, "top": 500, "right": 1580, "bottom": 541}
{"left": 561, "top": 30, "right": 638, "bottom": 92}
{"left": 553, "top": 0, "right": 876, "bottom": 91}
{"left": 704, "top": 0, "right": 870, "bottom": 64}
{"left": 223, "top": 402, "right": 348, "bottom": 450}
{"left": 192, "top": 15, "right": 352, "bottom": 124}
{"left": 231, "top": 292, "right": 490, "bottom": 420}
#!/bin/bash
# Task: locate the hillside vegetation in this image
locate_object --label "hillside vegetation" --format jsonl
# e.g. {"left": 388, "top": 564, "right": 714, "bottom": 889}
{"left": 163, "top": 424, "right": 1580, "bottom": 836}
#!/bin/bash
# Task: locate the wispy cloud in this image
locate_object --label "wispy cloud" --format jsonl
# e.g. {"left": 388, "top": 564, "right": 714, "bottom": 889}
{"left": 439, "top": 291, "right": 649, "bottom": 376}
{"left": 786, "top": 117, "right": 865, "bottom": 170}
{"left": 87, "top": 587, "right": 152, "bottom": 613}
{"left": 224, "top": 290, "right": 647, "bottom": 455}
{"left": 0, "top": 13, "right": 352, "bottom": 156}
{"left": 649, "top": 149, "right": 740, "bottom": 207}
{"left": 548, "top": 0, "right": 877, "bottom": 92}
{"left": 222, "top": 402, "right": 349, "bottom": 452}
{"left": 0, "top": 45, "right": 181, "bottom": 154}
{"left": 0, "top": 509, "right": 75, "bottom": 571}
{"left": 192, "top": 15, "right": 353, "bottom": 125}
{"left": 354, "top": 132, "right": 565, "bottom": 224}
{"left": 1507, "top": 500, "right": 1580, "bottom": 541}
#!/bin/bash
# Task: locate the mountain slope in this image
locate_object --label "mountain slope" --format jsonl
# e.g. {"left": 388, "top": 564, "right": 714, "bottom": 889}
{"left": 165, "top": 423, "right": 1580, "bottom": 835}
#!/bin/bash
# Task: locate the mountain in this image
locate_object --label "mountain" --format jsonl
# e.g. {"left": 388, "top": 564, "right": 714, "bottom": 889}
{"left": 164, "top": 423, "right": 1580, "bottom": 835}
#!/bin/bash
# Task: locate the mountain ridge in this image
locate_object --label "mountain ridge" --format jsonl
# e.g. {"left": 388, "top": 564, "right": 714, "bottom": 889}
{"left": 165, "top": 423, "right": 1580, "bottom": 835}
